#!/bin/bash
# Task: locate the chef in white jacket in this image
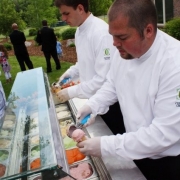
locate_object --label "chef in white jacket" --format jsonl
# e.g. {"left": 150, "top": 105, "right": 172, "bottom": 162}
{"left": 54, "top": 0, "right": 125, "bottom": 135}
{"left": 76, "top": 0, "right": 180, "bottom": 179}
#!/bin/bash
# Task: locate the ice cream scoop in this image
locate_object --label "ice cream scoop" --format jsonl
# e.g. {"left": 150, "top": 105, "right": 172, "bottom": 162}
{"left": 71, "top": 129, "right": 86, "bottom": 142}
{"left": 66, "top": 114, "right": 90, "bottom": 138}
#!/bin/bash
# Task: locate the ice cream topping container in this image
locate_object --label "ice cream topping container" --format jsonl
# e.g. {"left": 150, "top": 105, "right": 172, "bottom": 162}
{"left": 55, "top": 104, "right": 68, "bottom": 112}
{"left": 0, "top": 138, "right": 11, "bottom": 149}
{"left": 31, "top": 145, "right": 40, "bottom": 158}
{"left": 69, "top": 160, "right": 98, "bottom": 180}
{"left": 0, "top": 163, "right": 6, "bottom": 177}
{"left": 30, "top": 158, "right": 41, "bottom": 170}
{"left": 57, "top": 110, "right": 71, "bottom": 120}
{"left": 66, "top": 148, "right": 86, "bottom": 165}
{"left": 30, "top": 135, "right": 40, "bottom": 146}
{"left": 0, "top": 129, "right": 13, "bottom": 137}
{"left": 2, "top": 120, "right": 15, "bottom": 129}
{"left": 0, "top": 150, "right": 9, "bottom": 162}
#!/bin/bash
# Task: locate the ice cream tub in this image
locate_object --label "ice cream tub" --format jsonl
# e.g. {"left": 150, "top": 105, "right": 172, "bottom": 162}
{"left": 30, "top": 145, "right": 40, "bottom": 158}
{"left": 69, "top": 160, "right": 98, "bottom": 180}
{"left": 55, "top": 104, "right": 69, "bottom": 113}
{"left": 0, "top": 150, "right": 9, "bottom": 163}
{"left": 0, "top": 163, "right": 7, "bottom": 178}
{"left": 30, "top": 135, "right": 40, "bottom": 146}
{"left": 59, "top": 118, "right": 73, "bottom": 127}
{"left": 2, "top": 120, "right": 15, "bottom": 129}
{"left": 59, "top": 119, "right": 74, "bottom": 138}
{"left": 0, "top": 128, "right": 13, "bottom": 137}
{"left": 57, "top": 110, "right": 72, "bottom": 121}
{"left": 29, "top": 157, "right": 41, "bottom": 170}
{"left": 4, "top": 114, "right": 16, "bottom": 121}
{"left": 0, "top": 138, "right": 11, "bottom": 149}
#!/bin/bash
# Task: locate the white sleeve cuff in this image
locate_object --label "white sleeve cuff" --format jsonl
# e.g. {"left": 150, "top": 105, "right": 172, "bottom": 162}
{"left": 67, "top": 85, "right": 78, "bottom": 99}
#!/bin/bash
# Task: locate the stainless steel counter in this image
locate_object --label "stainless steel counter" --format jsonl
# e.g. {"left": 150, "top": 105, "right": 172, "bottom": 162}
{"left": 69, "top": 98, "right": 147, "bottom": 180}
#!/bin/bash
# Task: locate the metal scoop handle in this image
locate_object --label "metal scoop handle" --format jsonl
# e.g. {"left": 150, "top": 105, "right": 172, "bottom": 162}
{"left": 76, "top": 114, "right": 90, "bottom": 129}
{"left": 59, "top": 78, "right": 71, "bottom": 86}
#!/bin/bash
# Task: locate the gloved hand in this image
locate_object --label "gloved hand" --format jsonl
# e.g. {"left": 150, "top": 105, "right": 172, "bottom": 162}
{"left": 77, "top": 137, "right": 101, "bottom": 157}
{"left": 58, "top": 72, "right": 71, "bottom": 84}
{"left": 76, "top": 105, "right": 96, "bottom": 128}
{"left": 56, "top": 88, "right": 70, "bottom": 103}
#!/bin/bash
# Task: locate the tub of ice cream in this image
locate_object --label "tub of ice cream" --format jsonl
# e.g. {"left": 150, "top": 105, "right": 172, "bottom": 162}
{"left": 0, "top": 163, "right": 6, "bottom": 178}
{"left": 2, "top": 120, "right": 15, "bottom": 129}
{"left": 55, "top": 104, "right": 69, "bottom": 113}
{"left": 0, "top": 138, "right": 11, "bottom": 149}
{"left": 30, "top": 158, "right": 41, "bottom": 170}
{"left": 69, "top": 160, "right": 97, "bottom": 180}
{"left": 59, "top": 119, "right": 74, "bottom": 138}
{"left": 31, "top": 145, "right": 40, "bottom": 158}
{"left": 30, "top": 135, "right": 40, "bottom": 146}
{"left": 59, "top": 119, "right": 73, "bottom": 127}
{"left": 4, "top": 114, "right": 16, "bottom": 121}
{"left": 57, "top": 110, "right": 72, "bottom": 120}
{"left": 0, "top": 150, "right": 9, "bottom": 162}
{"left": 0, "top": 129, "right": 13, "bottom": 137}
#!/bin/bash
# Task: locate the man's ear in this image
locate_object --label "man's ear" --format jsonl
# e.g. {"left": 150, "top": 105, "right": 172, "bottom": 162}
{"left": 77, "top": 4, "right": 84, "bottom": 14}
{"left": 144, "top": 24, "right": 154, "bottom": 38}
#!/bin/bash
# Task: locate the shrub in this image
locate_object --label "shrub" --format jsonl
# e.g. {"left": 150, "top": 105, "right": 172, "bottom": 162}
{"left": 55, "top": 32, "right": 61, "bottom": 38}
{"left": 69, "top": 43, "right": 75, "bottom": 47}
{"left": 61, "top": 28, "right": 76, "bottom": 40}
{"left": 164, "top": 18, "right": 180, "bottom": 40}
{"left": 3, "top": 43, "right": 12, "bottom": 51}
{"left": 29, "top": 28, "right": 37, "bottom": 36}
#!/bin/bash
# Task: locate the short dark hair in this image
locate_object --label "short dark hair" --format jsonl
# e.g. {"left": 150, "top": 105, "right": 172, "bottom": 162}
{"left": 108, "top": 0, "right": 157, "bottom": 38}
{"left": 54, "top": 0, "right": 89, "bottom": 13}
{"left": 42, "top": 20, "right": 47, "bottom": 26}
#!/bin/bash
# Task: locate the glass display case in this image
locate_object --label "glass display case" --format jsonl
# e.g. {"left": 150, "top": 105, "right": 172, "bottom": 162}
{"left": 0, "top": 67, "right": 112, "bottom": 180}
{"left": 0, "top": 68, "right": 72, "bottom": 180}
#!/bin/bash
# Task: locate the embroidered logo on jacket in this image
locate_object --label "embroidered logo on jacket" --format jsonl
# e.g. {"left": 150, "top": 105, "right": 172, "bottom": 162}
{"left": 104, "top": 48, "right": 110, "bottom": 60}
{"left": 175, "top": 88, "right": 180, "bottom": 107}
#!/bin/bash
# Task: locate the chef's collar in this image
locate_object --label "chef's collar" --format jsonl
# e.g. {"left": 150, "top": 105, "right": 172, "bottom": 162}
{"left": 78, "top": 13, "right": 93, "bottom": 32}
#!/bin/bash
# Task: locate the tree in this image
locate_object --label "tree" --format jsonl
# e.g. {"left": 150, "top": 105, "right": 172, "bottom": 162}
{"left": 89, "top": 0, "right": 113, "bottom": 16}
{"left": 24, "top": 0, "right": 57, "bottom": 29}
{"left": 0, "top": 0, "right": 25, "bottom": 38}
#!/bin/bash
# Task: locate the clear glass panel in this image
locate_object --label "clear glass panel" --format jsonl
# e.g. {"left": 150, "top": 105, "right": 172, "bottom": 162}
{"left": 0, "top": 68, "right": 57, "bottom": 179}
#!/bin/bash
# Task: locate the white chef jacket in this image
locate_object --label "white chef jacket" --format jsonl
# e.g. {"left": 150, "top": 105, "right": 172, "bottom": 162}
{"left": 66, "top": 13, "right": 116, "bottom": 99}
{"left": 86, "top": 29, "right": 180, "bottom": 160}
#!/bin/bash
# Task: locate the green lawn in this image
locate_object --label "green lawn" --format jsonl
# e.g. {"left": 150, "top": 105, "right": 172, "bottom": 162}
{"left": 0, "top": 56, "right": 73, "bottom": 99}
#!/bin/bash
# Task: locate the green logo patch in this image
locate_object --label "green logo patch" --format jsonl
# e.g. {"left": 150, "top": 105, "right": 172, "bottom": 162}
{"left": 104, "top": 48, "right": 110, "bottom": 56}
{"left": 176, "top": 88, "right": 180, "bottom": 100}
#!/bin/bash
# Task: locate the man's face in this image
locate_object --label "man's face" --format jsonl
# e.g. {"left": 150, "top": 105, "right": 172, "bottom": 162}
{"left": 109, "top": 14, "right": 149, "bottom": 59}
{"left": 59, "top": 5, "right": 83, "bottom": 27}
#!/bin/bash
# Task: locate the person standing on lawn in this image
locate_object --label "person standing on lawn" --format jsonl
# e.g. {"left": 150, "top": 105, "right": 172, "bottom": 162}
{"left": 9, "top": 23, "right": 34, "bottom": 71}
{"left": 36, "top": 20, "right": 61, "bottom": 73}
{"left": 54, "top": 0, "right": 125, "bottom": 135}
{"left": 56, "top": 36, "right": 63, "bottom": 61}
{"left": 0, "top": 44, "right": 12, "bottom": 83}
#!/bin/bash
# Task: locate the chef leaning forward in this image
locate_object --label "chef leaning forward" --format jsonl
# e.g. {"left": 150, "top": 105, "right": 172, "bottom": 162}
{"left": 54, "top": 0, "right": 126, "bottom": 135}
{"left": 75, "top": 0, "right": 180, "bottom": 180}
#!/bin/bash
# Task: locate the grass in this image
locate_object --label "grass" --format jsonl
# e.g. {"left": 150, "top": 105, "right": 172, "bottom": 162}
{"left": 0, "top": 56, "right": 73, "bottom": 99}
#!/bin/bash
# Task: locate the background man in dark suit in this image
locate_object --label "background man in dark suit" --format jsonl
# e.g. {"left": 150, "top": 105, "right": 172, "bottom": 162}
{"left": 36, "top": 20, "right": 61, "bottom": 73}
{"left": 9, "top": 23, "right": 34, "bottom": 71}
